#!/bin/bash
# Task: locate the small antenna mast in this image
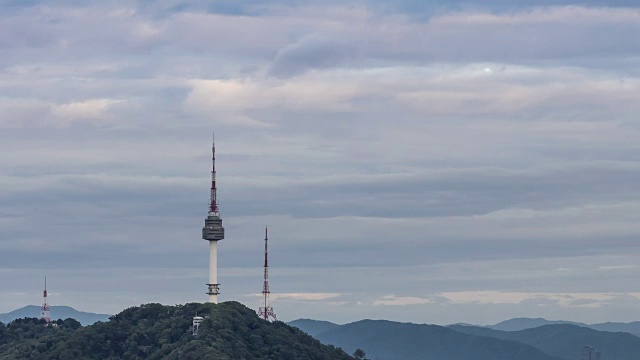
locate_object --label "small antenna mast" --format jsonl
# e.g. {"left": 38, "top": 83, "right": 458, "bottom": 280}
{"left": 40, "top": 277, "right": 51, "bottom": 323}
{"left": 258, "top": 227, "right": 277, "bottom": 321}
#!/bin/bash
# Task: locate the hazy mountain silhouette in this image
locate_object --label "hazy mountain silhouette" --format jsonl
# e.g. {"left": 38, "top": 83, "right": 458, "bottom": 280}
{"left": 450, "top": 323, "right": 640, "bottom": 360}
{"left": 487, "top": 317, "right": 640, "bottom": 336}
{"left": 0, "top": 305, "right": 110, "bottom": 326}
{"left": 489, "top": 317, "right": 584, "bottom": 331}
{"left": 306, "top": 319, "right": 567, "bottom": 360}
{"left": 288, "top": 318, "right": 339, "bottom": 337}
{"left": 589, "top": 321, "right": 640, "bottom": 336}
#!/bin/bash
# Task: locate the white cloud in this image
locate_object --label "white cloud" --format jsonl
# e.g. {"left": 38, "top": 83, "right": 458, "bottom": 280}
{"left": 374, "top": 295, "right": 435, "bottom": 306}
{"left": 440, "top": 291, "right": 617, "bottom": 308}
{"left": 270, "top": 292, "right": 341, "bottom": 301}
{"left": 599, "top": 265, "right": 636, "bottom": 271}
{"left": 182, "top": 76, "right": 361, "bottom": 126}
{"left": 50, "top": 98, "right": 122, "bottom": 125}
{"left": 433, "top": 6, "right": 640, "bottom": 26}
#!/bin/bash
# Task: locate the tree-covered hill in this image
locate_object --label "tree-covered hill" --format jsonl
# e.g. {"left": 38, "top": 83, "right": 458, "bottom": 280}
{"left": 0, "top": 302, "right": 354, "bottom": 360}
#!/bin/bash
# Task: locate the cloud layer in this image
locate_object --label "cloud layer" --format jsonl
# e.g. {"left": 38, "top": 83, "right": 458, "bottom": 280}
{"left": 1, "top": 0, "right": 639, "bottom": 324}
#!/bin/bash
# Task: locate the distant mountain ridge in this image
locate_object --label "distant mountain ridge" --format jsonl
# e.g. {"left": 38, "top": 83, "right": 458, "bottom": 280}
{"left": 487, "top": 317, "right": 640, "bottom": 336}
{"left": 589, "top": 321, "right": 640, "bottom": 336}
{"left": 0, "top": 305, "right": 111, "bottom": 326}
{"left": 287, "top": 319, "right": 339, "bottom": 337}
{"left": 450, "top": 323, "right": 640, "bottom": 360}
{"left": 488, "top": 317, "right": 584, "bottom": 331}
{"left": 289, "top": 317, "right": 640, "bottom": 360}
{"left": 290, "top": 319, "right": 566, "bottom": 360}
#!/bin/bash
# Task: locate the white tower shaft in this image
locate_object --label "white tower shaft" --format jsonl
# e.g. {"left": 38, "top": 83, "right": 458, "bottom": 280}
{"left": 209, "top": 241, "right": 218, "bottom": 304}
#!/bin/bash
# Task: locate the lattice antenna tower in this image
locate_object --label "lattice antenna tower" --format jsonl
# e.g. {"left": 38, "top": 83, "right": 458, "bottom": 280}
{"left": 39, "top": 277, "right": 51, "bottom": 323}
{"left": 258, "top": 227, "right": 277, "bottom": 321}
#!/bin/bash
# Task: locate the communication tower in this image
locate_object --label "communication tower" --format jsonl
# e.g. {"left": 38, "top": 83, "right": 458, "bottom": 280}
{"left": 258, "top": 227, "right": 277, "bottom": 321}
{"left": 39, "top": 277, "right": 51, "bottom": 323}
{"left": 202, "top": 133, "right": 225, "bottom": 304}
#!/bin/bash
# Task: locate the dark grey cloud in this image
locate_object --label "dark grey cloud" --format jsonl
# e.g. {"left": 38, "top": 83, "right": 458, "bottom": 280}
{"left": 361, "top": 11, "right": 640, "bottom": 63}
{"left": 221, "top": 163, "right": 640, "bottom": 218}
{"left": 268, "top": 34, "right": 357, "bottom": 78}
{"left": 2, "top": 159, "right": 639, "bottom": 271}
{"left": 370, "top": 0, "right": 640, "bottom": 14}
{"left": 3, "top": 1, "right": 639, "bottom": 74}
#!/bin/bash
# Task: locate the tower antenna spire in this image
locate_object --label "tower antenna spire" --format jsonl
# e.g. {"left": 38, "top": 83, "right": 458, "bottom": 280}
{"left": 202, "top": 132, "right": 225, "bottom": 304}
{"left": 40, "top": 277, "right": 51, "bottom": 323}
{"left": 209, "top": 132, "right": 218, "bottom": 215}
{"left": 258, "top": 226, "right": 277, "bottom": 321}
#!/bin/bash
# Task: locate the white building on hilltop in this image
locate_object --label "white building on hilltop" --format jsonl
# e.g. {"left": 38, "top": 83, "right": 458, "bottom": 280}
{"left": 581, "top": 346, "right": 601, "bottom": 360}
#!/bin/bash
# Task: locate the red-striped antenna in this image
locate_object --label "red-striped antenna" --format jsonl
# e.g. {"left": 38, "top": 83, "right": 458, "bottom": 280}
{"left": 40, "top": 277, "right": 51, "bottom": 323}
{"left": 209, "top": 133, "right": 218, "bottom": 214}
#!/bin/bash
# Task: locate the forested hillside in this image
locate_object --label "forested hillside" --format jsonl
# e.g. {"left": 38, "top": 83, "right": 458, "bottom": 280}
{"left": 0, "top": 302, "right": 353, "bottom": 360}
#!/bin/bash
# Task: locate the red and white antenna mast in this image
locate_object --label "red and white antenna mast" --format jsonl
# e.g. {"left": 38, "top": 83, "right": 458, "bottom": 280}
{"left": 258, "top": 227, "right": 277, "bottom": 321}
{"left": 39, "top": 277, "right": 51, "bottom": 323}
{"left": 209, "top": 133, "right": 218, "bottom": 215}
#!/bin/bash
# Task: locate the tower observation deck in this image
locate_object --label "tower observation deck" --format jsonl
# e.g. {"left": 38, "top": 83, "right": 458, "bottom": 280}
{"left": 202, "top": 133, "right": 225, "bottom": 303}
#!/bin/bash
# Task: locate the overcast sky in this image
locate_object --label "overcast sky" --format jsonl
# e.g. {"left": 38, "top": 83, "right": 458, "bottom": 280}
{"left": 1, "top": 0, "right": 640, "bottom": 326}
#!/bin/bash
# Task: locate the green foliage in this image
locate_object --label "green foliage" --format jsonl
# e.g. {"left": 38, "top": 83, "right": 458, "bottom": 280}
{"left": 353, "top": 348, "right": 366, "bottom": 359}
{"left": 61, "top": 318, "right": 82, "bottom": 330}
{"left": 0, "top": 318, "right": 78, "bottom": 359}
{"left": 0, "top": 302, "right": 354, "bottom": 360}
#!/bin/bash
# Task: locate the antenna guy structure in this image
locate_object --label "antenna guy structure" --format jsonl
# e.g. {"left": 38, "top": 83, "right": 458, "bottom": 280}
{"left": 258, "top": 227, "right": 277, "bottom": 321}
{"left": 202, "top": 133, "right": 225, "bottom": 304}
{"left": 40, "top": 277, "right": 51, "bottom": 322}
